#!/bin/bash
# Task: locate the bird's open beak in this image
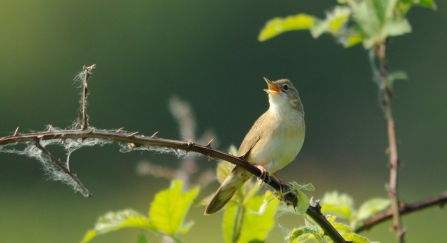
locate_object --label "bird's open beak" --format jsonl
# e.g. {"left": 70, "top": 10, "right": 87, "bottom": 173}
{"left": 263, "top": 77, "right": 280, "bottom": 94}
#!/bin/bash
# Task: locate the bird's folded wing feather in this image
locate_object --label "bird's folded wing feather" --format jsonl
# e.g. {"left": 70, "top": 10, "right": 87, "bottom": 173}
{"left": 237, "top": 112, "right": 267, "bottom": 157}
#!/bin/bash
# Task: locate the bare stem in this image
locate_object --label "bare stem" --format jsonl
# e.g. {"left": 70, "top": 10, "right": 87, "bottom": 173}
{"left": 374, "top": 43, "right": 405, "bottom": 242}
{"left": 356, "top": 193, "right": 447, "bottom": 233}
{"left": 81, "top": 64, "right": 95, "bottom": 130}
{"left": 31, "top": 137, "right": 91, "bottom": 197}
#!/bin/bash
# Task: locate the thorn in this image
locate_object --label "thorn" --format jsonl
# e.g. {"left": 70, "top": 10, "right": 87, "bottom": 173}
{"left": 37, "top": 135, "right": 44, "bottom": 139}
{"left": 315, "top": 200, "right": 321, "bottom": 211}
{"left": 128, "top": 132, "right": 139, "bottom": 138}
{"left": 207, "top": 155, "right": 212, "bottom": 161}
{"left": 116, "top": 127, "right": 124, "bottom": 133}
{"left": 151, "top": 131, "right": 159, "bottom": 138}
{"left": 46, "top": 125, "right": 53, "bottom": 133}
{"left": 205, "top": 139, "right": 213, "bottom": 149}
{"left": 186, "top": 141, "right": 195, "bottom": 148}
{"left": 13, "top": 127, "right": 19, "bottom": 136}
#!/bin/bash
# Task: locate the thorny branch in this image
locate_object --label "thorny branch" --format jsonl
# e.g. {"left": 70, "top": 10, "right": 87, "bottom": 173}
{"left": 0, "top": 127, "right": 347, "bottom": 243}
{"left": 80, "top": 64, "right": 95, "bottom": 130}
{"left": 31, "top": 136, "right": 92, "bottom": 197}
{"left": 371, "top": 43, "right": 404, "bottom": 242}
{"left": 0, "top": 64, "right": 346, "bottom": 242}
{"left": 3, "top": 64, "right": 446, "bottom": 243}
{"left": 356, "top": 193, "right": 447, "bottom": 233}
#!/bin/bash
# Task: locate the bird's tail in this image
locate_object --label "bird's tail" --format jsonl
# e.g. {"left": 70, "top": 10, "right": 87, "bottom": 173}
{"left": 204, "top": 166, "right": 252, "bottom": 215}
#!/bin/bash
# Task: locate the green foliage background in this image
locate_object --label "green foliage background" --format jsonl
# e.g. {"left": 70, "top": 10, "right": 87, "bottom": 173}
{"left": 0, "top": 1, "right": 446, "bottom": 242}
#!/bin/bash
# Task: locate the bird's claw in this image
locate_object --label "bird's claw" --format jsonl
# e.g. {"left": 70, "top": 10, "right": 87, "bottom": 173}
{"left": 256, "top": 166, "right": 270, "bottom": 185}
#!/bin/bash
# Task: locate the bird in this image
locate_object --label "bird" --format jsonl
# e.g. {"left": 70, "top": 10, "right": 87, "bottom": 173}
{"left": 204, "top": 77, "right": 305, "bottom": 215}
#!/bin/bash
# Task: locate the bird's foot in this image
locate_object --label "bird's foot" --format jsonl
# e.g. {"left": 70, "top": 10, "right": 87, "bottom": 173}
{"left": 256, "top": 165, "right": 270, "bottom": 185}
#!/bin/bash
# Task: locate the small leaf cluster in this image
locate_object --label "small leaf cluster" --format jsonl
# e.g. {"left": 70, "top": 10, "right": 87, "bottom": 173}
{"left": 287, "top": 191, "right": 390, "bottom": 243}
{"left": 213, "top": 145, "right": 280, "bottom": 243}
{"left": 258, "top": 0, "right": 436, "bottom": 48}
{"left": 80, "top": 180, "right": 199, "bottom": 243}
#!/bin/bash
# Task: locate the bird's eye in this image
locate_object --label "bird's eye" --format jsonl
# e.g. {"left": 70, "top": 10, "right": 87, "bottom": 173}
{"left": 283, "top": 84, "right": 289, "bottom": 90}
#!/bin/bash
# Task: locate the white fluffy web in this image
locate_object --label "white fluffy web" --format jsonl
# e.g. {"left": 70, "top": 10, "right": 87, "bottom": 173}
{"left": 0, "top": 125, "right": 193, "bottom": 196}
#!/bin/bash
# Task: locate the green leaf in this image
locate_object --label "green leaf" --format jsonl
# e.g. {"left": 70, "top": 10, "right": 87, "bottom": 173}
{"left": 80, "top": 209, "right": 154, "bottom": 243}
{"left": 417, "top": 0, "right": 437, "bottom": 10}
{"left": 321, "top": 191, "right": 355, "bottom": 219}
{"left": 353, "top": 1, "right": 381, "bottom": 37}
{"left": 149, "top": 180, "right": 200, "bottom": 236}
{"left": 343, "top": 232, "right": 371, "bottom": 243}
{"left": 385, "top": 70, "right": 408, "bottom": 87}
{"left": 356, "top": 198, "right": 391, "bottom": 222}
{"left": 223, "top": 194, "right": 279, "bottom": 243}
{"left": 80, "top": 230, "right": 97, "bottom": 243}
{"left": 328, "top": 6, "right": 352, "bottom": 32}
{"left": 258, "top": 14, "right": 315, "bottom": 41}
{"left": 310, "top": 18, "right": 329, "bottom": 38}
{"left": 333, "top": 223, "right": 352, "bottom": 234}
{"left": 296, "top": 191, "right": 310, "bottom": 214}
{"left": 137, "top": 233, "right": 148, "bottom": 243}
{"left": 288, "top": 225, "right": 321, "bottom": 243}
{"left": 345, "top": 34, "right": 364, "bottom": 47}
{"left": 381, "top": 18, "right": 411, "bottom": 38}
{"left": 372, "top": 0, "right": 387, "bottom": 21}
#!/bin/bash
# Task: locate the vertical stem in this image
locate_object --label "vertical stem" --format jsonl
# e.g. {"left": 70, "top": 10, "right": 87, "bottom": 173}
{"left": 232, "top": 205, "right": 245, "bottom": 243}
{"left": 375, "top": 43, "right": 405, "bottom": 242}
{"left": 80, "top": 64, "right": 95, "bottom": 130}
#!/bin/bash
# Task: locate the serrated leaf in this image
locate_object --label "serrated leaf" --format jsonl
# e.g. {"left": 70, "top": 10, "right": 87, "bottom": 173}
{"left": 149, "top": 180, "right": 200, "bottom": 236}
{"left": 321, "top": 191, "right": 354, "bottom": 219}
{"left": 343, "top": 232, "right": 371, "bottom": 243}
{"left": 288, "top": 225, "right": 320, "bottom": 243}
{"left": 302, "top": 183, "right": 315, "bottom": 191}
{"left": 372, "top": 0, "right": 387, "bottom": 21}
{"left": 381, "top": 18, "right": 411, "bottom": 37}
{"left": 332, "top": 223, "right": 352, "bottom": 234}
{"left": 223, "top": 195, "right": 279, "bottom": 243}
{"left": 386, "top": 70, "right": 408, "bottom": 87}
{"left": 329, "top": 6, "right": 352, "bottom": 32}
{"left": 353, "top": 1, "right": 381, "bottom": 36}
{"left": 356, "top": 198, "right": 391, "bottom": 222}
{"left": 259, "top": 14, "right": 315, "bottom": 41}
{"left": 296, "top": 191, "right": 310, "bottom": 214}
{"left": 385, "top": 0, "right": 399, "bottom": 19}
{"left": 310, "top": 18, "right": 329, "bottom": 38}
{"left": 80, "top": 209, "right": 154, "bottom": 243}
{"left": 345, "top": 34, "right": 364, "bottom": 47}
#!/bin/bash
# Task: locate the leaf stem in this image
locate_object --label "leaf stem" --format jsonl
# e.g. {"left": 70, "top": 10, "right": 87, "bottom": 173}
{"left": 374, "top": 43, "right": 405, "bottom": 242}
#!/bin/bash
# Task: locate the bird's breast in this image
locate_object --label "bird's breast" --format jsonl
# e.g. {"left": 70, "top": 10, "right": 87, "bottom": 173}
{"left": 248, "top": 110, "right": 305, "bottom": 173}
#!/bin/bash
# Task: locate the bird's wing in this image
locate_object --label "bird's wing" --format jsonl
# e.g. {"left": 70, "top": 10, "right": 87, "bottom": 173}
{"left": 237, "top": 112, "right": 267, "bottom": 158}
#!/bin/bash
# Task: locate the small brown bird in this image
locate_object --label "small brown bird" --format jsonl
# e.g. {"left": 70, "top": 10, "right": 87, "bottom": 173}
{"left": 205, "top": 78, "right": 305, "bottom": 215}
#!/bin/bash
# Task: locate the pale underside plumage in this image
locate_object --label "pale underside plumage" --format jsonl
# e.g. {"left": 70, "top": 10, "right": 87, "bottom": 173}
{"left": 204, "top": 79, "right": 305, "bottom": 215}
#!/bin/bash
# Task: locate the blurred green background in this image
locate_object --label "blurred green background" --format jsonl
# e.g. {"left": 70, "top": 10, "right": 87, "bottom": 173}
{"left": 1, "top": 1, "right": 446, "bottom": 242}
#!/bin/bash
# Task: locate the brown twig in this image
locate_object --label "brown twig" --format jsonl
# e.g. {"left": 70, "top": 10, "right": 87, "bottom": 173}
{"left": 356, "top": 193, "right": 447, "bottom": 233}
{"left": 80, "top": 64, "right": 95, "bottom": 130}
{"left": 374, "top": 43, "right": 405, "bottom": 241}
{"left": 0, "top": 128, "right": 346, "bottom": 243}
{"left": 31, "top": 137, "right": 92, "bottom": 197}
